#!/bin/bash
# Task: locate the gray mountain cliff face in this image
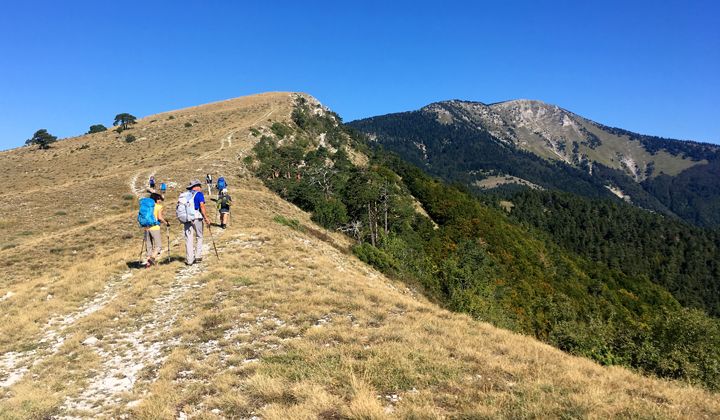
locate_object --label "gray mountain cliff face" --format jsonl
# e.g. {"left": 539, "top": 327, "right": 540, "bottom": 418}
{"left": 420, "top": 99, "right": 704, "bottom": 182}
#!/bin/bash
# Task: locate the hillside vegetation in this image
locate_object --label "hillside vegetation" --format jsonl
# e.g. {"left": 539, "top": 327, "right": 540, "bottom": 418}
{"left": 0, "top": 93, "right": 718, "bottom": 418}
{"left": 502, "top": 189, "right": 720, "bottom": 317}
{"left": 247, "top": 98, "right": 720, "bottom": 390}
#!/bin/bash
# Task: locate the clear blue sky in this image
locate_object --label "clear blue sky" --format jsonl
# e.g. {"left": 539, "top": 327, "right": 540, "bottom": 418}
{"left": 1, "top": 0, "right": 718, "bottom": 150}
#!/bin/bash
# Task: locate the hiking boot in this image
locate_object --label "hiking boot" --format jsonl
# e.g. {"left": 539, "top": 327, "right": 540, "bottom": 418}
{"left": 195, "top": 258, "right": 203, "bottom": 263}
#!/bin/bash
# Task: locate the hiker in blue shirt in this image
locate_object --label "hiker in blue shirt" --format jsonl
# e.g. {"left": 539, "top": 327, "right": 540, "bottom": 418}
{"left": 183, "top": 180, "right": 211, "bottom": 265}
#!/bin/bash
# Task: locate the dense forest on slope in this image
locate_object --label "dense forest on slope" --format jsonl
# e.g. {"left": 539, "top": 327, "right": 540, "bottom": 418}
{"left": 597, "top": 123, "right": 720, "bottom": 160}
{"left": 601, "top": 127, "right": 720, "bottom": 226}
{"left": 243, "top": 98, "right": 720, "bottom": 390}
{"left": 501, "top": 189, "right": 720, "bottom": 317}
{"left": 642, "top": 159, "right": 720, "bottom": 227}
{"left": 347, "top": 112, "right": 673, "bottom": 215}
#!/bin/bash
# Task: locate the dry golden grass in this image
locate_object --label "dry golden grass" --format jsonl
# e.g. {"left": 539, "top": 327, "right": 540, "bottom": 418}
{"left": 0, "top": 92, "right": 718, "bottom": 418}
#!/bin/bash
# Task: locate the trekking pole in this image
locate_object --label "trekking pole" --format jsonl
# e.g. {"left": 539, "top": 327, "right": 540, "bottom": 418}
{"left": 207, "top": 224, "right": 220, "bottom": 260}
{"left": 139, "top": 232, "right": 147, "bottom": 260}
{"left": 166, "top": 224, "right": 171, "bottom": 264}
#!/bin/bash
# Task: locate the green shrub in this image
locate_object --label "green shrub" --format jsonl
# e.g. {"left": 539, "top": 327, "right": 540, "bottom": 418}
{"left": 311, "top": 198, "right": 348, "bottom": 229}
{"left": 353, "top": 243, "right": 399, "bottom": 273}
{"left": 270, "top": 122, "right": 293, "bottom": 139}
{"left": 125, "top": 134, "right": 136, "bottom": 143}
{"left": 273, "top": 215, "right": 304, "bottom": 232}
{"left": 87, "top": 124, "right": 107, "bottom": 134}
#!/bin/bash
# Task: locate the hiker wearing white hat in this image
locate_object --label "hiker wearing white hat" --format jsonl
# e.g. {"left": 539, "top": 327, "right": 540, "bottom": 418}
{"left": 176, "top": 179, "right": 210, "bottom": 265}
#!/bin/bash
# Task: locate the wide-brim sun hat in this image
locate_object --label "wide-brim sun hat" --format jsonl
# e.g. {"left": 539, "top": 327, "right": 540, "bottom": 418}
{"left": 186, "top": 179, "right": 202, "bottom": 189}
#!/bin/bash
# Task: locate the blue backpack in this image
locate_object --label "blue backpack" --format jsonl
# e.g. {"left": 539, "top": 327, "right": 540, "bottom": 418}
{"left": 217, "top": 177, "right": 226, "bottom": 190}
{"left": 137, "top": 197, "right": 159, "bottom": 227}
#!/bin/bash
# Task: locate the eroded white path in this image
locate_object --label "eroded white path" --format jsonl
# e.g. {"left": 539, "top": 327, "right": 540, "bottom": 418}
{"left": 0, "top": 271, "right": 133, "bottom": 389}
{"left": 129, "top": 169, "right": 157, "bottom": 198}
{"left": 58, "top": 230, "right": 227, "bottom": 418}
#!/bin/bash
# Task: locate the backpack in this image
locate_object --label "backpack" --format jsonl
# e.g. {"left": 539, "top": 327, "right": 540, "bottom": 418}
{"left": 216, "top": 177, "right": 226, "bottom": 190}
{"left": 218, "top": 195, "right": 231, "bottom": 209}
{"left": 137, "top": 197, "right": 159, "bottom": 227}
{"left": 176, "top": 190, "right": 198, "bottom": 223}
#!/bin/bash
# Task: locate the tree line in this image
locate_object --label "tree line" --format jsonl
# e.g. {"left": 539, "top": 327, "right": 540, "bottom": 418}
{"left": 25, "top": 113, "right": 136, "bottom": 150}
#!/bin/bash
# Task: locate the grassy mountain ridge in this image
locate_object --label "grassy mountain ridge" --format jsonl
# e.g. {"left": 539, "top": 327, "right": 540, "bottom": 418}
{"left": 1, "top": 92, "right": 719, "bottom": 418}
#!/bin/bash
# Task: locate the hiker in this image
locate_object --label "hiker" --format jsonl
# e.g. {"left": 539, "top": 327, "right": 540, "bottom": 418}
{"left": 206, "top": 174, "right": 213, "bottom": 196}
{"left": 216, "top": 176, "right": 227, "bottom": 200}
{"left": 217, "top": 188, "right": 232, "bottom": 229}
{"left": 149, "top": 175, "right": 156, "bottom": 189}
{"left": 177, "top": 180, "right": 210, "bottom": 265}
{"left": 139, "top": 193, "right": 169, "bottom": 268}
{"left": 160, "top": 182, "right": 167, "bottom": 194}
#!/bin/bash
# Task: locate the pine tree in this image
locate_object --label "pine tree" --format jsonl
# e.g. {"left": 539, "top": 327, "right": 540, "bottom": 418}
{"left": 113, "top": 113, "right": 137, "bottom": 131}
{"left": 26, "top": 129, "right": 57, "bottom": 149}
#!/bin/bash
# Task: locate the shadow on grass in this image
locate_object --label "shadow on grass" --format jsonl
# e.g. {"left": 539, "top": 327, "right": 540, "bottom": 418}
{"left": 159, "top": 256, "right": 185, "bottom": 265}
{"left": 126, "top": 255, "right": 185, "bottom": 269}
{"left": 126, "top": 261, "right": 145, "bottom": 269}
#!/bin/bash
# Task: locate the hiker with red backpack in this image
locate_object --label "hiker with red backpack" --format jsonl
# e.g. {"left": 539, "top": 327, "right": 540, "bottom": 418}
{"left": 138, "top": 192, "right": 169, "bottom": 268}
{"left": 176, "top": 180, "right": 210, "bottom": 266}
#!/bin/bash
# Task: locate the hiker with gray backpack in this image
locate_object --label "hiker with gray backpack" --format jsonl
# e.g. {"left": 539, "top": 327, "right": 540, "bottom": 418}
{"left": 217, "top": 188, "right": 232, "bottom": 229}
{"left": 176, "top": 180, "right": 211, "bottom": 266}
{"left": 137, "top": 192, "right": 169, "bottom": 268}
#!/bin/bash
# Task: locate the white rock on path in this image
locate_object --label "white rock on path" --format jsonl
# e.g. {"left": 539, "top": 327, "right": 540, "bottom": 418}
{"left": 83, "top": 336, "right": 99, "bottom": 346}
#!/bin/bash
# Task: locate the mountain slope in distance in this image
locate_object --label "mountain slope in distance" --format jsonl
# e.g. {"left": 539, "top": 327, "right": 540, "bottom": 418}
{"left": 348, "top": 99, "right": 720, "bottom": 226}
